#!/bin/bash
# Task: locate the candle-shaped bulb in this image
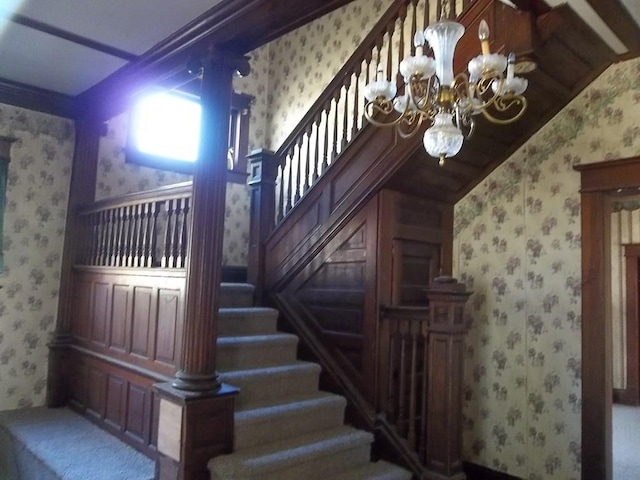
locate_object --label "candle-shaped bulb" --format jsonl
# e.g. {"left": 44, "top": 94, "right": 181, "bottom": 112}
{"left": 507, "top": 52, "right": 515, "bottom": 81}
{"left": 414, "top": 31, "right": 425, "bottom": 56}
{"left": 478, "top": 19, "right": 490, "bottom": 55}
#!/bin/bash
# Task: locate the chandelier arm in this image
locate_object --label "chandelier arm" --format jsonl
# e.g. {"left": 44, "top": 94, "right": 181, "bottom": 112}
{"left": 397, "top": 113, "right": 426, "bottom": 138}
{"left": 364, "top": 99, "right": 408, "bottom": 128}
{"left": 480, "top": 95, "right": 527, "bottom": 125}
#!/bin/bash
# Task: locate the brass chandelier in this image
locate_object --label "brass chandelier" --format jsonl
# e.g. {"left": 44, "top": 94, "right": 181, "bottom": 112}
{"left": 363, "top": 1, "right": 528, "bottom": 165}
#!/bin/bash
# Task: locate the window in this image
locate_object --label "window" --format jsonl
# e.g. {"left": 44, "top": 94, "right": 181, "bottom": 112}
{"left": 126, "top": 90, "right": 252, "bottom": 183}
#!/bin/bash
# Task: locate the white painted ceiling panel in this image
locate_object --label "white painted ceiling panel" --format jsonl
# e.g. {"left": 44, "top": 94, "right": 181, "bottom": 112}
{"left": 1, "top": 0, "right": 224, "bottom": 56}
{"left": 622, "top": 0, "right": 640, "bottom": 26}
{"left": 0, "top": 19, "right": 127, "bottom": 95}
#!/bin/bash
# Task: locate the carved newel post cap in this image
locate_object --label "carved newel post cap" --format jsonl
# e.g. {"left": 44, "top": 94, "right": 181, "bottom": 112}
{"left": 429, "top": 275, "right": 467, "bottom": 293}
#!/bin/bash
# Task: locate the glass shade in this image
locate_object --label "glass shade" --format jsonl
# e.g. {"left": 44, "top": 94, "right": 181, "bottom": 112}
{"left": 423, "top": 112, "right": 463, "bottom": 160}
{"left": 363, "top": 80, "right": 397, "bottom": 102}
{"left": 399, "top": 55, "right": 436, "bottom": 82}
{"left": 424, "top": 20, "right": 464, "bottom": 86}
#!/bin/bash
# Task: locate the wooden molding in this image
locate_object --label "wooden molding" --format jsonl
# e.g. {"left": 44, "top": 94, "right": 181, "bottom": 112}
{"left": 576, "top": 155, "right": 640, "bottom": 480}
{"left": 0, "top": 78, "right": 78, "bottom": 118}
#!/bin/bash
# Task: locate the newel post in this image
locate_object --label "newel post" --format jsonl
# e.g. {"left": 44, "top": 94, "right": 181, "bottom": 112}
{"left": 247, "top": 149, "right": 277, "bottom": 304}
{"left": 425, "top": 276, "right": 471, "bottom": 480}
{"left": 154, "top": 50, "right": 249, "bottom": 480}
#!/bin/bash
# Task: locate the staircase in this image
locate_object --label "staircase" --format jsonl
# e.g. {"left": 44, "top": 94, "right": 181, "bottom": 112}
{"left": 209, "top": 283, "right": 412, "bottom": 480}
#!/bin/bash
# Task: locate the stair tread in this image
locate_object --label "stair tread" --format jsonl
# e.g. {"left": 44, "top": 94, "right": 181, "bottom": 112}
{"left": 332, "top": 460, "right": 413, "bottom": 480}
{"left": 219, "top": 361, "right": 320, "bottom": 379}
{"left": 209, "top": 426, "right": 373, "bottom": 472}
{"left": 217, "top": 333, "right": 298, "bottom": 346}
{"left": 218, "top": 307, "right": 278, "bottom": 315}
{"left": 235, "top": 392, "right": 346, "bottom": 420}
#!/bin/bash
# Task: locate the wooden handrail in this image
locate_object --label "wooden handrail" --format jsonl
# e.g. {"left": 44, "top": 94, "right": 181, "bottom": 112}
{"left": 274, "top": 0, "right": 413, "bottom": 160}
{"left": 80, "top": 181, "right": 192, "bottom": 214}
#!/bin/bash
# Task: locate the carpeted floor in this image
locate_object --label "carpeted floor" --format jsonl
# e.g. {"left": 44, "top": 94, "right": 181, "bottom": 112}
{"left": 613, "top": 404, "right": 640, "bottom": 480}
{"left": 0, "top": 407, "right": 154, "bottom": 480}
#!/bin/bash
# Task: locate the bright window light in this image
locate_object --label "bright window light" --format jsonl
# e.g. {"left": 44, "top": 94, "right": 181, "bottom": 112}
{"left": 131, "top": 92, "right": 201, "bottom": 162}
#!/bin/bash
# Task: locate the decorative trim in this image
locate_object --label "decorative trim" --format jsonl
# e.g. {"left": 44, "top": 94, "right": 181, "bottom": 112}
{"left": 0, "top": 78, "right": 78, "bottom": 118}
{"left": 613, "top": 387, "right": 640, "bottom": 405}
{"left": 463, "top": 462, "right": 523, "bottom": 480}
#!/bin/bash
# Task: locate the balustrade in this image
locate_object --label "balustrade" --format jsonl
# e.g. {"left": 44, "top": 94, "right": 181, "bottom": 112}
{"left": 76, "top": 182, "right": 192, "bottom": 269}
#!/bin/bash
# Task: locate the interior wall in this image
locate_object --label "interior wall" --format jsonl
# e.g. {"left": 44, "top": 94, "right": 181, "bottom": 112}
{"left": 452, "top": 57, "right": 640, "bottom": 479}
{"left": 0, "top": 103, "right": 75, "bottom": 411}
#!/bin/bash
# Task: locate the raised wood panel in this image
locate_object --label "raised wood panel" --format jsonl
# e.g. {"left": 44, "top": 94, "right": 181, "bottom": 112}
{"left": 126, "top": 384, "right": 150, "bottom": 446}
{"left": 87, "top": 366, "right": 107, "bottom": 419}
{"left": 106, "top": 375, "right": 125, "bottom": 430}
{"left": 72, "top": 279, "right": 92, "bottom": 340}
{"left": 131, "top": 286, "right": 154, "bottom": 357}
{"left": 111, "top": 285, "right": 131, "bottom": 352}
{"left": 69, "top": 268, "right": 185, "bottom": 377}
{"left": 65, "top": 347, "right": 165, "bottom": 457}
{"left": 155, "top": 289, "right": 181, "bottom": 365}
{"left": 91, "top": 283, "right": 110, "bottom": 345}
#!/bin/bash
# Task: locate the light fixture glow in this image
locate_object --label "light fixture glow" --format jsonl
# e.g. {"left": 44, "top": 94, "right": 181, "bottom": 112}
{"left": 132, "top": 92, "right": 202, "bottom": 162}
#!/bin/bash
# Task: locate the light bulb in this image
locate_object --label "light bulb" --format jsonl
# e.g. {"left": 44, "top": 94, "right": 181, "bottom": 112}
{"left": 478, "top": 19, "right": 490, "bottom": 55}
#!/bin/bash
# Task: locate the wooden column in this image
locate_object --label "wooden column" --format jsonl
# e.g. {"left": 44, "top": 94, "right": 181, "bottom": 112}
{"left": 247, "top": 148, "right": 277, "bottom": 304}
{"left": 47, "top": 121, "right": 100, "bottom": 407}
{"left": 155, "top": 50, "right": 247, "bottom": 480}
{"left": 425, "top": 276, "right": 470, "bottom": 480}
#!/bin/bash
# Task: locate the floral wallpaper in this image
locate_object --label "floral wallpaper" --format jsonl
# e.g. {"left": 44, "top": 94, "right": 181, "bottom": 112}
{"left": 265, "top": 0, "right": 393, "bottom": 150}
{"left": 0, "top": 103, "right": 75, "bottom": 411}
{"left": 453, "top": 57, "right": 640, "bottom": 479}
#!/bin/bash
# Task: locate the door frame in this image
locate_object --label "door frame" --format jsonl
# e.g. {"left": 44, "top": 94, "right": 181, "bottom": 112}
{"left": 576, "top": 156, "right": 640, "bottom": 480}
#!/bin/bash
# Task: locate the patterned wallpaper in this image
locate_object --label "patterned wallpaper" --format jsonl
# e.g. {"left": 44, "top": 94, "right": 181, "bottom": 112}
{"left": 265, "top": 0, "right": 393, "bottom": 150}
{"left": 0, "top": 104, "right": 75, "bottom": 411}
{"left": 453, "top": 57, "right": 640, "bottom": 479}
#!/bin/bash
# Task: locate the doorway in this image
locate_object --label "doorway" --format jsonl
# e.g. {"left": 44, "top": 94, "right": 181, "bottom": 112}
{"left": 577, "top": 156, "right": 640, "bottom": 480}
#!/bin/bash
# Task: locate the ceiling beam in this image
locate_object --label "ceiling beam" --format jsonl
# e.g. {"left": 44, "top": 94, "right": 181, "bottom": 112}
{"left": 75, "top": 0, "right": 356, "bottom": 122}
{"left": 0, "top": 78, "right": 78, "bottom": 119}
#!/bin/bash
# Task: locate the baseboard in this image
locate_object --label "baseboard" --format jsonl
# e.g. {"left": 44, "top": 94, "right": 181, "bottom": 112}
{"left": 613, "top": 387, "right": 640, "bottom": 405}
{"left": 221, "top": 266, "right": 247, "bottom": 283}
{"left": 463, "top": 462, "right": 523, "bottom": 480}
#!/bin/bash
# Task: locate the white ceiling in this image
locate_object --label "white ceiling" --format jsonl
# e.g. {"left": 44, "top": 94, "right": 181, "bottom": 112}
{"left": 0, "top": 0, "right": 224, "bottom": 96}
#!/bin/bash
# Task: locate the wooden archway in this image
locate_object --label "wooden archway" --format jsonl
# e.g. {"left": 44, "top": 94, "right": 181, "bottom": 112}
{"left": 576, "top": 156, "right": 640, "bottom": 480}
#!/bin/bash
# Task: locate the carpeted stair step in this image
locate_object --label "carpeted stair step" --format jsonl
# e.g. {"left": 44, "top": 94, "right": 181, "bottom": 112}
{"left": 217, "top": 333, "right": 299, "bottom": 371}
{"left": 209, "top": 425, "right": 373, "bottom": 480}
{"left": 220, "top": 362, "right": 321, "bottom": 409}
{"left": 217, "top": 307, "right": 279, "bottom": 336}
{"left": 220, "top": 283, "right": 255, "bottom": 308}
{"left": 332, "top": 460, "right": 414, "bottom": 480}
{"left": 234, "top": 392, "right": 347, "bottom": 449}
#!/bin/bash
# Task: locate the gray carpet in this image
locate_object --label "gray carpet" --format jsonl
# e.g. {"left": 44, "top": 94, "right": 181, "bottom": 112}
{"left": 0, "top": 407, "right": 154, "bottom": 480}
{"left": 613, "top": 404, "right": 640, "bottom": 480}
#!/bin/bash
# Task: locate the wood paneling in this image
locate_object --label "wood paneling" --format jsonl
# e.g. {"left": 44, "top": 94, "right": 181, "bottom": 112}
{"left": 156, "top": 289, "right": 181, "bottom": 365}
{"left": 132, "top": 286, "right": 154, "bottom": 357}
{"left": 67, "top": 348, "right": 165, "bottom": 457}
{"left": 70, "top": 268, "right": 185, "bottom": 377}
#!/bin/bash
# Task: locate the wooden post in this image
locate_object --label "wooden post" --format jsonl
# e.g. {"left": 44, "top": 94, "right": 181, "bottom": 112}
{"left": 155, "top": 50, "right": 248, "bottom": 480}
{"left": 425, "top": 276, "right": 471, "bottom": 480}
{"left": 47, "top": 121, "right": 100, "bottom": 407}
{"left": 247, "top": 149, "right": 277, "bottom": 304}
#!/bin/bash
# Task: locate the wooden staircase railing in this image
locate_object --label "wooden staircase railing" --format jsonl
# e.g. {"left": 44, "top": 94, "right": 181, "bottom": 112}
{"left": 271, "top": 0, "right": 475, "bottom": 224}
{"left": 76, "top": 182, "right": 192, "bottom": 268}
